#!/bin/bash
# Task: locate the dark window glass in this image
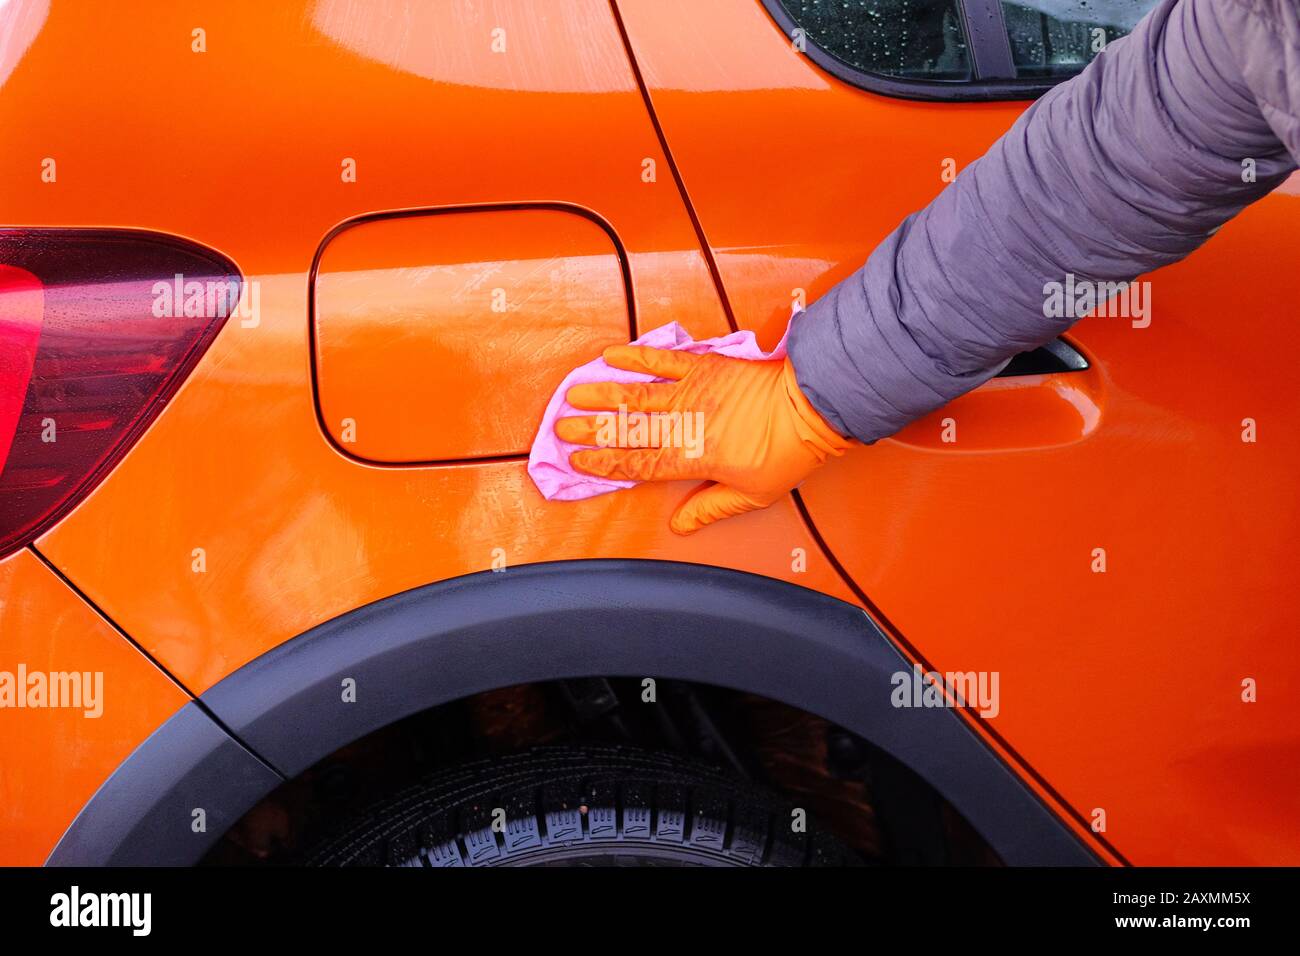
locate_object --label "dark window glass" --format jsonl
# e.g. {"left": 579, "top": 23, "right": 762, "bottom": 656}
{"left": 779, "top": 0, "right": 970, "bottom": 81}
{"left": 1001, "top": 1, "right": 1156, "bottom": 78}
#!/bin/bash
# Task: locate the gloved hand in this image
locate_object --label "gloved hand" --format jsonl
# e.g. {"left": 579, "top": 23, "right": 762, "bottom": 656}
{"left": 555, "top": 344, "right": 853, "bottom": 534}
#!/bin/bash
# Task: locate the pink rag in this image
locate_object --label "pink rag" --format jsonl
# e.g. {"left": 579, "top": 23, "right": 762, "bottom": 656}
{"left": 528, "top": 319, "right": 791, "bottom": 501}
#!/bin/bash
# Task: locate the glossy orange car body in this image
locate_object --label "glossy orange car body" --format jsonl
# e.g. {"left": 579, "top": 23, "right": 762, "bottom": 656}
{"left": 1, "top": 0, "right": 1296, "bottom": 866}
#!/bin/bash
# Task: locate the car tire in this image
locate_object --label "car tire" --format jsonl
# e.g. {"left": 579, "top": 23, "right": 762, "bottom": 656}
{"left": 302, "top": 745, "right": 862, "bottom": 867}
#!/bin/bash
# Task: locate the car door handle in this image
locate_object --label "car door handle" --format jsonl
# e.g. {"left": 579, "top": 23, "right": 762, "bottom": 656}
{"left": 888, "top": 336, "right": 1103, "bottom": 451}
{"left": 995, "top": 337, "right": 1089, "bottom": 377}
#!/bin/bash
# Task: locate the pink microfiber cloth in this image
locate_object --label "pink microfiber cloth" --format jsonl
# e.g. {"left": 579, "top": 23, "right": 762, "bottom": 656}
{"left": 529, "top": 318, "right": 793, "bottom": 501}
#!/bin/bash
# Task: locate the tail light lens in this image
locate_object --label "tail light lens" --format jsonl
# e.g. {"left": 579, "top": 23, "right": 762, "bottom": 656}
{"left": 0, "top": 229, "right": 241, "bottom": 558}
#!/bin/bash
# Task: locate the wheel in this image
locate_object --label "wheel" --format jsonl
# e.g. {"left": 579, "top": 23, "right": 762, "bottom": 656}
{"left": 302, "top": 745, "right": 863, "bottom": 866}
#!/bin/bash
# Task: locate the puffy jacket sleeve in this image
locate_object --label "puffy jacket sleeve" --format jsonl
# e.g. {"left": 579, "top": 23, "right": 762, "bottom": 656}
{"left": 789, "top": 0, "right": 1300, "bottom": 443}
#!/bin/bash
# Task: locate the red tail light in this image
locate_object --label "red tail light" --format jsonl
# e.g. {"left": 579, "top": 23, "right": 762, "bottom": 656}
{"left": 0, "top": 229, "right": 241, "bottom": 558}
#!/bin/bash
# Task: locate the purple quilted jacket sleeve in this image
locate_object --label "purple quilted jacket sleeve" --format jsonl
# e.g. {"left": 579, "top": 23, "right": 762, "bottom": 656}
{"left": 789, "top": 0, "right": 1300, "bottom": 443}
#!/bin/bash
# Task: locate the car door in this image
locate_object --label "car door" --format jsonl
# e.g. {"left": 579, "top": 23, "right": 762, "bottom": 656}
{"left": 615, "top": 0, "right": 1300, "bottom": 864}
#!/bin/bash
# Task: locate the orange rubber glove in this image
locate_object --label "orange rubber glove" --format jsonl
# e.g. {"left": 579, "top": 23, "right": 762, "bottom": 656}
{"left": 555, "top": 344, "right": 853, "bottom": 535}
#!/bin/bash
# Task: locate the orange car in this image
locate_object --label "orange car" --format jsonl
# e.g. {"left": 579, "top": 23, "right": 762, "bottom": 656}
{"left": 1, "top": 0, "right": 1296, "bottom": 867}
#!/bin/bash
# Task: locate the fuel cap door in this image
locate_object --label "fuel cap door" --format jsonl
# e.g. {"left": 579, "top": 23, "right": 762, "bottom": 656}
{"left": 313, "top": 205, "right": 632, "bottom": 463}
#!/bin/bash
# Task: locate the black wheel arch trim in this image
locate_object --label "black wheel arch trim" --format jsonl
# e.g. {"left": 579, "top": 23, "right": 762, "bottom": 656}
{"left": 47, "top": 559, "right": 1101, "bottom": 866}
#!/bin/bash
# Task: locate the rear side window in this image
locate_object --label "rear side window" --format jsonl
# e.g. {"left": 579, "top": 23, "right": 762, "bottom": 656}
{"left": 777, "top": 0, "right": 971, "bottom": 81}
{"left": 1002, "top": 1, "right": 1149, "bottom": 79}
{"left": 767, "top": 0, "right": 1159, "bottom": 100}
